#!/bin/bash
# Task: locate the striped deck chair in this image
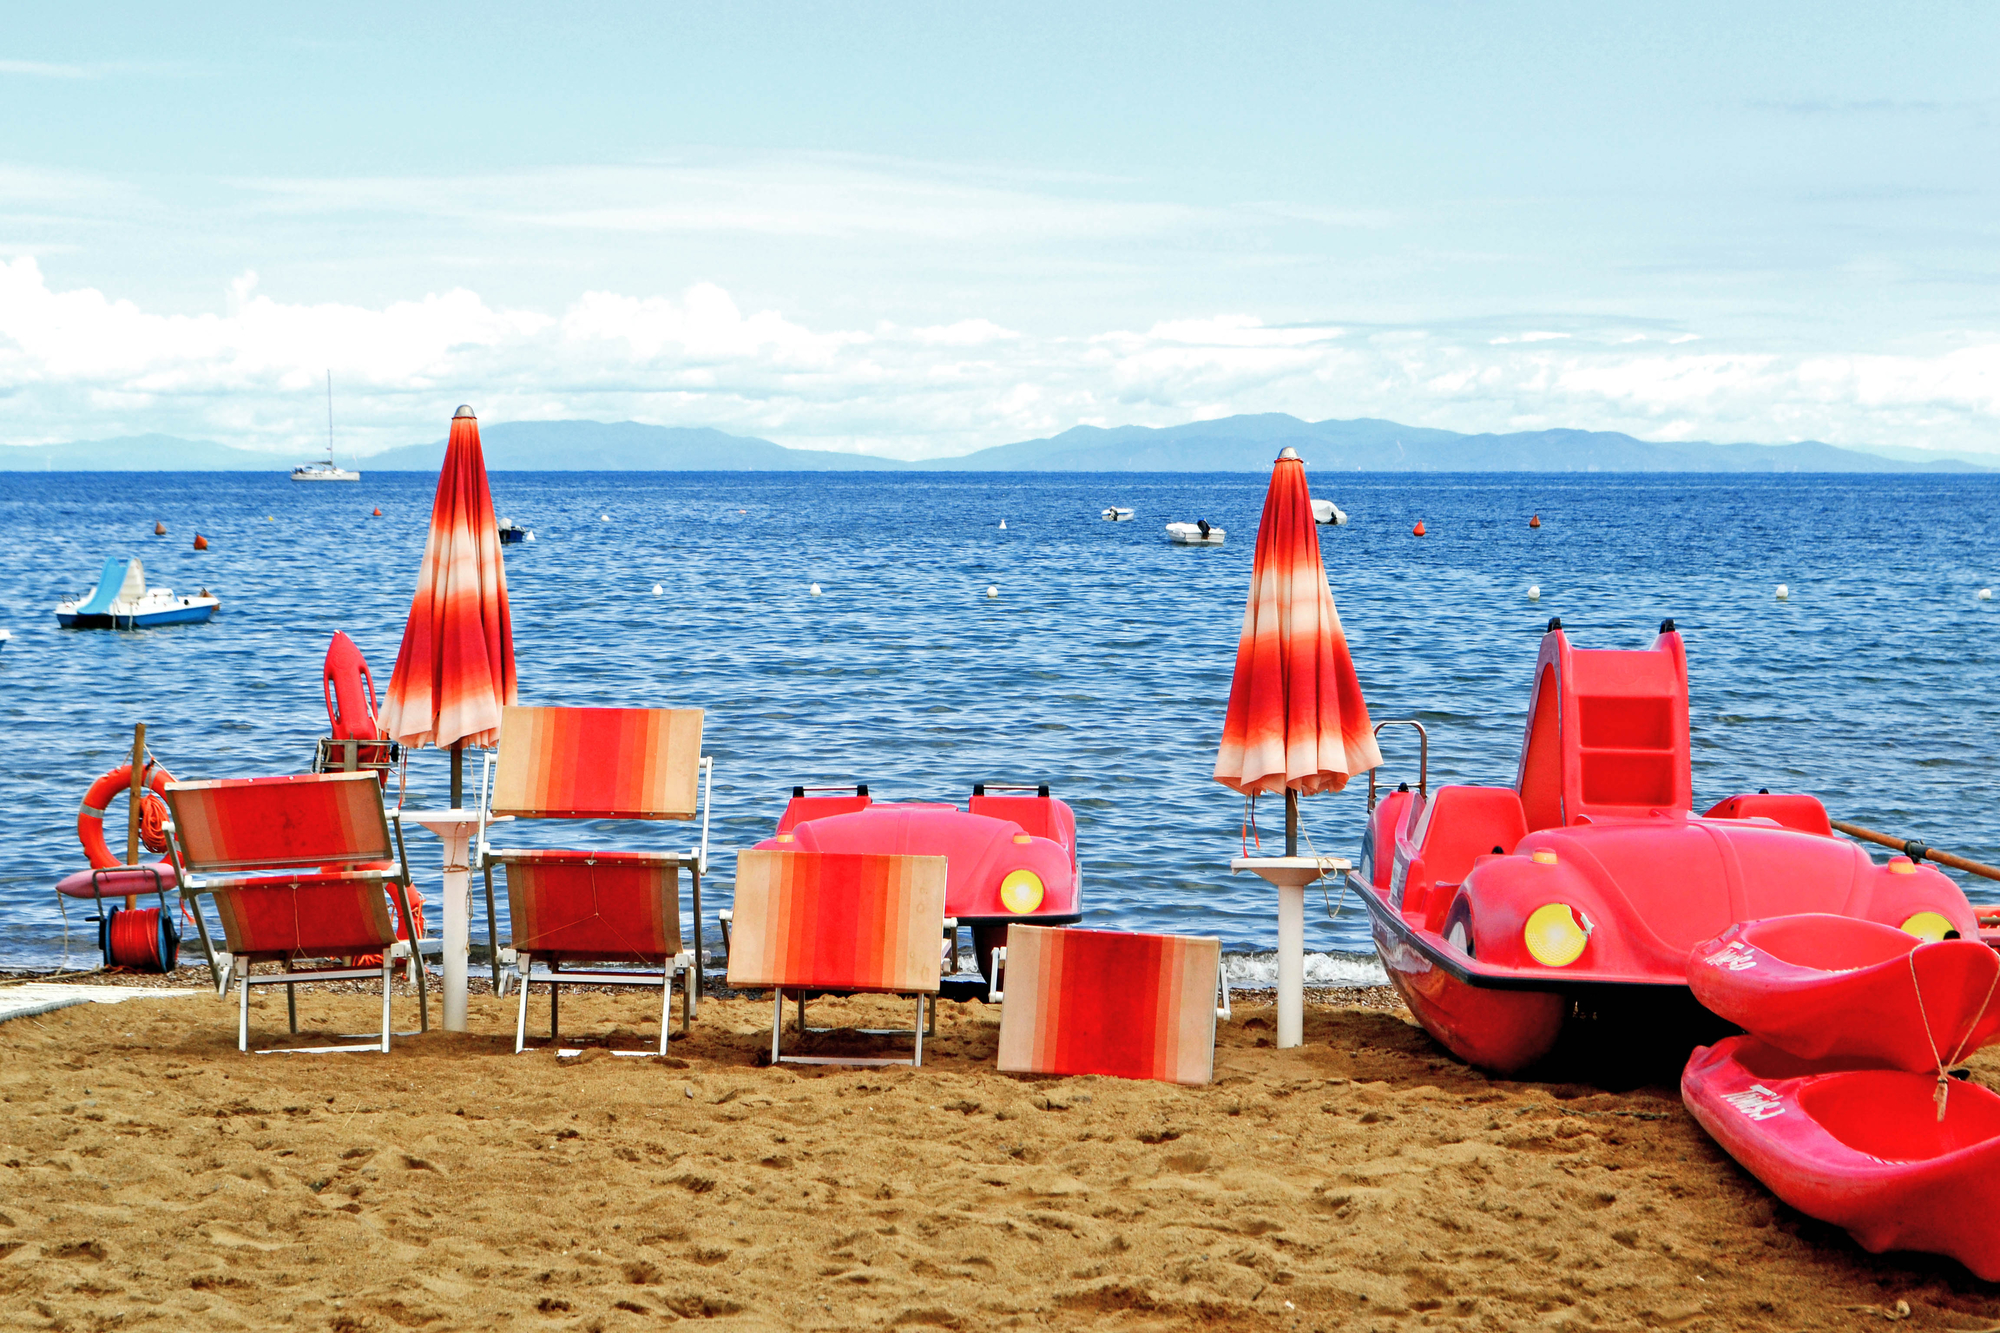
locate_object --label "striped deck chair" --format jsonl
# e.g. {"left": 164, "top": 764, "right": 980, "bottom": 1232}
{"left": 163, "top": 771, "right": 427, "bottom": 1053}
{"left": 475, "top": 705, "right": 709, "bottom": 1055}
{"left": 724, "top": 849, "right": 949, "bottom": 1067}
{"left": 992, "top": 926, "right": 1229, "bottom": 1086}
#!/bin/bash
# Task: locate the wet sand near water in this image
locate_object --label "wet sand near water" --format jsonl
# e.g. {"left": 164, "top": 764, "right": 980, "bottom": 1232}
{"left": 4, "top": 982, "right": 2000, "bottom": 1331}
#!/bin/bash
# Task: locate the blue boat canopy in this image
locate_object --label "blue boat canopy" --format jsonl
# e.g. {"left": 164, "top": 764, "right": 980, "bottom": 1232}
{"left": 77, "top": 558, "right": 145, "bottom": 616}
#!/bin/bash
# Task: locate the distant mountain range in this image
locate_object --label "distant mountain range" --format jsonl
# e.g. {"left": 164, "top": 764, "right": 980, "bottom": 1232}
{"left": 2, "top": 414, "right": 1991, "bottom": 473}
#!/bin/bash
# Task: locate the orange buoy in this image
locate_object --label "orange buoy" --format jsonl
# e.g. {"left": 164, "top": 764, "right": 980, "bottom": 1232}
{"left": 372, "top": 507, "right": 382, "bottom": 517}
{"left": 153, "top": 520, "right": 166, "bottom": 536}
{"left": 192, "top": 533, "right": 208, "bottom": 551}
{"left": 1529, "top": 514, "right": 1542, "bottom": 529}
{"left": 1413, "top": 521, "right": 1427, "bottom": 537}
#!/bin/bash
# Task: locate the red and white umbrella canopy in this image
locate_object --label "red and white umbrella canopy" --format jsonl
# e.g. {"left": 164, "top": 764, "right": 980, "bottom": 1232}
{"left": 1214, "top": 448, "right": 1380, "bottom": 796}
{"left": 379, "top": 405, "right": 516, "bottom": 752}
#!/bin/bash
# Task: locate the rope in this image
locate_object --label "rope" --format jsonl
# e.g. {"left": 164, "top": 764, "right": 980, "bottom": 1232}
{"left": 1910, "top": 945, "right": 2000, "bottom": 1121}
{"left": 107, "top": 907, "right": 170, "bottom": 972}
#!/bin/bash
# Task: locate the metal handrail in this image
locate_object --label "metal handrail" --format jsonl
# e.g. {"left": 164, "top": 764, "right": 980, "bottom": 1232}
{"left": 1367, "top": 719, "right": 1429, "bottom": 812}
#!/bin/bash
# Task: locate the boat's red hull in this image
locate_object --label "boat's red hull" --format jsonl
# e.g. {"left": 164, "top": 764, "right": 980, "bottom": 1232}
{"left": 1368, "top": 892, "right": 1566, "bottom": 1073}
{"left": 1689, "top": 916, "right": 2000, "bottom": 1072}
{"left": 1683, "top": 1035, "right": 2000, "bottom": 1279}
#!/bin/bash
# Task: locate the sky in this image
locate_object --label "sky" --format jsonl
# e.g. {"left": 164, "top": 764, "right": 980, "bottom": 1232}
{"left": 2, "top": 2, "right": 1997, "bottom": 460}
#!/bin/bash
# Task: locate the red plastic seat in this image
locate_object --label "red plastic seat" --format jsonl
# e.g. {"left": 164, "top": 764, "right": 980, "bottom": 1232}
{"left": 1518, "top": 624, "right": 1691, "bottom": 829}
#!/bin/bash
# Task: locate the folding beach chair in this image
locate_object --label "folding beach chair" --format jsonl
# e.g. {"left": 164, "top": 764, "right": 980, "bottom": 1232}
{"left": 475, "top": 705, "right": 709, "bottom": 1055}
{"left": 991, "top": 926, "right": 1229, "bottom": 1086}
{"left": 163, "top": 771, "right": 427, "bottom": 1053}
{"left": 724, "top": 849, "right": 949, "bottom": 1067}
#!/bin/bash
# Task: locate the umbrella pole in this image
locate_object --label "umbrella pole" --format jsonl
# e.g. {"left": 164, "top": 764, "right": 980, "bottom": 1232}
{"left": 1279, "top": 787, "right": 1304, "bottom": 1047}
{"left": 450, "top": 743, "right": 463, "bottom": 809}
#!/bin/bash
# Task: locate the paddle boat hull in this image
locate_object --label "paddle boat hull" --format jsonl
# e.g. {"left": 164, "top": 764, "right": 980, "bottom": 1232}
{"left": 1688, "top": 914, "right": 2000, "bottom": 1072}
{"left": 751, "top": 783, "right": 1083, "bottom": 995}
{"left": 1684, "top": 1035, "right": 2000, "bottom": 1279}
{"left": 1359, "top": 621, "right": 1976, "bottom": 1074}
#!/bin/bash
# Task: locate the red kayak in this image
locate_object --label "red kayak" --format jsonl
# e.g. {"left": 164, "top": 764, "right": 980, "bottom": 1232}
{"left": 1683, "top": 1035, "right": 2000, "bottom": 1279}
{"left": 1689, "top": 914, "right": 2000, "bottom": 1073}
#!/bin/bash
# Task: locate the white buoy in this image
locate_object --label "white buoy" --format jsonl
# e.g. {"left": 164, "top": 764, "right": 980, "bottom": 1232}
{"left": 1527, "top": 585, "right": 1541, "bottom": 601}
{"left": 525, "top": 531, "right": 535, "bottom": 542}
{"left": 652, "top": 584, "right": 663, "bottom": 596}
{"left": 1981, "top": 588, "right": 1994, "bottom": 601}
{"left": 987, "top": 586, "right": 998, "bottom": 599}
{"left": 999, "top": 520, "right": 1007, "bottom": 530}
{"left": 810, "top": 583, "right": 821, "bottom": 596}
{"left": 601, "top": 514, "right": 610, "bottom": 521}
{"left": 1776, "top": 584, "right": 1789, "bottom": 600}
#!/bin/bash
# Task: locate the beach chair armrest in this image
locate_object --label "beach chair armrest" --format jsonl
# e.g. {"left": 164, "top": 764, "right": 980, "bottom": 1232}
{"left": 987, "top": 945, "right": 1007, "bottom": 1003}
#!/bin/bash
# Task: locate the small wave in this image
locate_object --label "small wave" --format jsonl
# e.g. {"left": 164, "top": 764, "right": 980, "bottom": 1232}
{"left": 1222, "top": 950, "right": 1388, "bottom": 989}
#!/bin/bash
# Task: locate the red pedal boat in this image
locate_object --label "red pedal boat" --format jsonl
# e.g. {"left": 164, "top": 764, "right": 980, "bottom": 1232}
{"left": 747, "top": 783, "right": 1083, "bottom": 999}
{"left": 1355, "top": 619, "right": 1977, "bottom": 1074}
{"left": 1689, "top": 914, "right": 2000, "bottom": 1072}
{"left": 1684, "top": 1035, "right": 2000, "bottom": 1279}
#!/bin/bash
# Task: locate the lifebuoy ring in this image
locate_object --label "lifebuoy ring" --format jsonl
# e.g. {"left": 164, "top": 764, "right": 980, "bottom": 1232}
{"left": 78, "top": 762, "right": 174, "bottom": 870}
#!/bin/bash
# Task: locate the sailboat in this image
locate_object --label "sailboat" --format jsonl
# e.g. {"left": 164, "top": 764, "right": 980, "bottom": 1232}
{"left": 292, "top": 371, "right": 361, "bottom": 482}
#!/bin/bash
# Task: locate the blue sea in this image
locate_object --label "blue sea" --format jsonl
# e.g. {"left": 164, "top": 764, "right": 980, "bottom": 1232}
{"left": 3, "top": 470, "right": 1997, "bottom": 983}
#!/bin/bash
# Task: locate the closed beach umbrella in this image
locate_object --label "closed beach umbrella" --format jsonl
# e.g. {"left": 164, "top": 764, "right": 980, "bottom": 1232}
{"left": 1214, "top": 446, "right": 1379, "bottom": 848}
{"left": 380, "top": 404, "right": 516, "bottom": 803}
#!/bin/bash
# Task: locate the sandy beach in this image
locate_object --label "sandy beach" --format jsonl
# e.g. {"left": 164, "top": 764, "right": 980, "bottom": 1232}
{"left": 2, "top": 977, "right": 1998, "bottom": 1331}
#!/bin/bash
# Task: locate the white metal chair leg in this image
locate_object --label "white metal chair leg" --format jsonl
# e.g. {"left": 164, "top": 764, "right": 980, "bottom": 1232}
{"left": 380, "top": 958, "right": 393, "bottom": 1053}
{"left": 238, "top": 967, "right": 250, "bottom": 1052}
{"left": 771, "top": 988, "right": 784, "bottom": 1064}
{"left": 658, "top": 968, "right": 672, "bottom": 1056}
{"left": 515, "top": 955, "right": 531, "bottom": 1054}
{"left": 913, "top": 995, "right": 925, "bottom": 1067}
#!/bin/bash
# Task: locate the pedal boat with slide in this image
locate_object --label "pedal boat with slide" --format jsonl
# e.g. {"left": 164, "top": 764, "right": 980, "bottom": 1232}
{"left": 736, "top": 782, "right": 1083, "bottom": 1001}
{"left": 1352, "top": 618, "right": 1978, "bottom": 1074}
{"left": 56, "top": 557, "right": 219, "bottom": 629}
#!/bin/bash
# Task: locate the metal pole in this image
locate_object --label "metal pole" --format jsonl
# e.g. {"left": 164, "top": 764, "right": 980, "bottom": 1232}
{"left": 124, "top": 723, "right": 146, "bottom": 909}
{"left": 450, "top": 742, "right": 463, "bottom": 809}
{"left": 1285, "top": 788, "right": 1299, "bottom": 858}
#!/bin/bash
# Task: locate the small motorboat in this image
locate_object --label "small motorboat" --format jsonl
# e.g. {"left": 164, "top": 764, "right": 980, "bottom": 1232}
{"left": 1311, "top": 498, "right": 1347, "bottom": 526}
{"left": 1102, "top": 507, "right": 1135, "bottom": 521}
{"left": 496, "top": 517, "right": 530, "bottom": 544}
{"left": 0, "top": 627, "right": 9, "bottom": 653}
{"left": 1689, "top": 914, "right": 2000, "bottom": 1072}
{"left": 1353, "top": 618, "right": 1976, "bottom": 1073}
{"left": 1684, "top": 1035, "right": 2000, "bottom": 1280}
{"left": 734, "top": 782, "right": 1084, "bottom": 1000}
{"left": 55, "top": 559, "right": 220, "bottom": 629}
{"left": 1165, "top": 520, "right": 1224, "bottom": 546}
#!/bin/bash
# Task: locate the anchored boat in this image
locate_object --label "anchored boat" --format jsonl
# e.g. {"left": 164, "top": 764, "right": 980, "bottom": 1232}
{"left": 1311, "top": 498, "right": 1347, "bottom": 526}
{"left": 1165, "top": 520, "right": 1224, "bottom": 545}
{"left": 1353, "top": 618, "right": 1975, "bottom": 1074}
{"left": 1102, "top": 507, "right": 1135, "bottom": 521}
{"left": 55, "top": 558, "right": 220, "bottom": 629}
{"left": 734, "top": 782, "right": 1084, "bottom": 1001}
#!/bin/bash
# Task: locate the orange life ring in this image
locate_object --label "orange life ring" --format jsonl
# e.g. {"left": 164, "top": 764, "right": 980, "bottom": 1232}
{"left": 78, "top": 762, "right": 174, "bottom": 870}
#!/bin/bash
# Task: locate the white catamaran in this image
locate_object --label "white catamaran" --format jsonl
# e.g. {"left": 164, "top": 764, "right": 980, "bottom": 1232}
{"left": 293, "top": 371, "right": 361, "bottom": 481}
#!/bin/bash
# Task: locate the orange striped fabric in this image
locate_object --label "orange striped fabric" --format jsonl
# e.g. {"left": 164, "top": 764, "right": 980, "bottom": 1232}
{"left": 491, "top": 706, "right": 703, "bottom": 819}
{"left": 726, "top": 850, "right": 946, "bottom": 994}
{"left": 167, "top": 772, "right": 392, "bottom": 873}
{"left": 996, "top": 926, "right": 1222, "bottom": 1086}
{"left": 211, "top": 877, "right": 397, "bottom": 960}
{"left": 506, "top": 855, "right": 682, "bottom": 963}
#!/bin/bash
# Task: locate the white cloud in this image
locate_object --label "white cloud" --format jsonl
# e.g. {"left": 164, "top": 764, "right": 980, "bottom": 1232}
{"left": 0, "top": 257, "right": 1997, "bottom": 460}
